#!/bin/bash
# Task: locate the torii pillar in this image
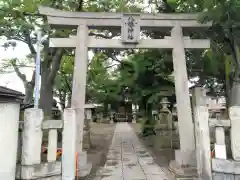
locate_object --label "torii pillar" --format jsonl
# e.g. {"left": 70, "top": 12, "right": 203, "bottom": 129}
{"left": 70, "top": 24, "right": 91, "bottom": 175}
{"left": 171, "top": 24, "right": 196, "bottom": 167}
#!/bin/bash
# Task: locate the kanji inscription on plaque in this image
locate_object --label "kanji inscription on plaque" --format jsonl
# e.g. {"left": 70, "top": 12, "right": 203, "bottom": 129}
{"left": 121, "top": 14, "right": 140, "bottom": 44}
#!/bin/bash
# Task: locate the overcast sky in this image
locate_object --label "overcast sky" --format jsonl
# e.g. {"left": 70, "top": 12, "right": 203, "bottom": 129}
{"left": 0, "top": 41, "right": 31, "bottom": 93}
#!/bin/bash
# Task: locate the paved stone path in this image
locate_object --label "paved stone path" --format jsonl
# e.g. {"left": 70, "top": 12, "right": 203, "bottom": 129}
{"left": 95, "top": 123, "right": 168, "bottom": 180}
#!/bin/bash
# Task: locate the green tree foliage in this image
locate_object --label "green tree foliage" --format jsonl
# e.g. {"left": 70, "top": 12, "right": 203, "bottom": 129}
{"left": 2, "top": 0, "right": 239, "bottom": 120}
{"left": 87, "top": 52, "right": 116, "bottom": 103}
{"left": 0, "top": 0, "right": 144, "bottom": 117}
{"left": 53, "top": 55, "right": 73, "bottom": 110}
{"left": 180, "top": 0, "right": 240, "bottom": 106}
{"left": 120, "top": 50, "right": 175, "bottom": 112}
{"left": 86, "top": 49, "right": 175, "bottom": 117}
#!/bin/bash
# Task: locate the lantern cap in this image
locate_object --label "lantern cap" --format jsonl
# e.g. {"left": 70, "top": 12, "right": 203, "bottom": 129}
{"left": 160, "top": 97, "right": 170, "bottom": 104}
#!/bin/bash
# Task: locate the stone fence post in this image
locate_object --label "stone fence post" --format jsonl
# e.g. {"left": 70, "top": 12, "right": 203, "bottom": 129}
{"left": 229, "top": 106, "right": 240, "bottom": 160}
{"left": 0, "top": 102, "right": 20, "bottom": 180}
{"left": 62, "top": 108, "right": 77, "bottom": 180}
{"left": 192, "top": 87, "right": 212, "bottom": 180}
{"left": 21, "top": 108, "right": 43, "bottom": 177}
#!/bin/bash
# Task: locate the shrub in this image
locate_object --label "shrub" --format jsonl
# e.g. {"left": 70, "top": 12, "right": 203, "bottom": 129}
{"left": 141, "top": 117, "right": 156, "bottom": 137}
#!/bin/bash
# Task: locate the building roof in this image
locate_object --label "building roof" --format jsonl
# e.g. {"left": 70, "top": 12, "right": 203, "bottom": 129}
{"left": 0, "top": 86, "right": 24, "bottom": 103}
{"left": 84, "top": 104, "right": 95, "bottom": 109}
{"left": 0, "top": 86, "right": 24, "bottom": 96}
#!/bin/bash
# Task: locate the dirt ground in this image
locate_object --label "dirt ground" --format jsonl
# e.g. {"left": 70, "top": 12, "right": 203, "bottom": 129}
{"left": 82, "top": 123, "right": 116, "bottom": 180}
{"left": 131, "top": 123, "right": 176, "bottom": 180}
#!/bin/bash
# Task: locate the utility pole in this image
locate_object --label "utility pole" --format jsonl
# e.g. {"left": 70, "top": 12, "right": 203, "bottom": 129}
{"left": 34, "top": 31, "right": 41, "bottom": 108}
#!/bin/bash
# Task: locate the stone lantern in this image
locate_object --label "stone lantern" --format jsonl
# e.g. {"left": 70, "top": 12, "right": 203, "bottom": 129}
{"left": 158, "top": 97, "right": 172, "bottom": 130}
{"left": 154, "top": 97, "right": 174, "bottom": 149}
{"left": 159, "top": 97, "right": 171, "bottom": 112}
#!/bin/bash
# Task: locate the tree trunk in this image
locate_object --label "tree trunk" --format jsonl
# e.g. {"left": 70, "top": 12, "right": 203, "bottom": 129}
{"left": 39, "top": 49, "right": 64, "bottom": 119}
{"left": 66, "top": 92, "right": 72, "bottom": 108}
{"left": 39, "top": 82, "right": 53, "bottom": 119}
{"left": 230, "top": 80, "right": 240, "bottom": 106}
{"left": 23, "top": 82, "right": 34, "bottom": 104}
{"left": 228, "top": 32, "right": 240, "bottom": 106}
{"left": 59, "top": 91, "right": 66, "bottom": 111}
{"left": 12, "top": 62, "right": 35, "bottom": 105}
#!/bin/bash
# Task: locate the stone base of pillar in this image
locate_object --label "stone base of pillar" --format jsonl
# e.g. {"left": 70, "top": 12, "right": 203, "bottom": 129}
{"left": 132, "top": 119, "right": 136, "bottom": 123}
{"left": 175, "top": 149, "right": 196, "bottom": 166}
{"left": 77, "top": 151, "right": 92, "bottom": 177}
{"left": 169, "top": 149, "right": 197, "bottom": 177}
{"left": 109, "top": 119, "right": 114, "bottom": 124}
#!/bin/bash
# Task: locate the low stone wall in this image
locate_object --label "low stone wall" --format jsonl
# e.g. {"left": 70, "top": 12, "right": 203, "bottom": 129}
{"left": 212, "top": 158, "right": 240, "bottom": 180}
{"left": 15, "top": 161, "right": 61, "bottom": 180}
{"left": 16, "top": 108, "right": 91, "bottom": 180}
{"left": 192, "top": 89, "right": 240, "bottom": 180}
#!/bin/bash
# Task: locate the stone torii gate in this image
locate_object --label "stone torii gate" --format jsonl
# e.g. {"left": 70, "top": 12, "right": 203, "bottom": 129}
{"left": 39, "top": 6, "right": 211, "bottom": 170}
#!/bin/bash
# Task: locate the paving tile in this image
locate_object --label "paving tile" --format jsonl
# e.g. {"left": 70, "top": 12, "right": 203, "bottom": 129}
{"left": 95, "top": 123, "right": 169, "bottom": 180}
{"left": 141, "top": 165, "right": 165, "bottom": 175}
{"left": 145, "top": 174, "right": 168, "bottom": 180}
{"left": 100, "top": 175, "right": 124, "bottom": 180}
{"left": 138, "top": 157, "right": 155, "bottom": 166}
{"left": 123, "top": 165, "right": 146, "bottom": 179}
